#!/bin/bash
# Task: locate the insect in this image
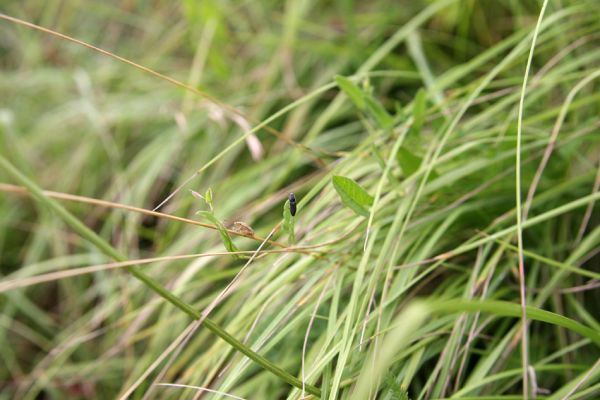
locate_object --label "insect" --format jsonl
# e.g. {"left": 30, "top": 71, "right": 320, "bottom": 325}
{"left": 230, "top": 221, "right": 255, "bottom": 237}
{"left": 289, "top": 193, "right": 296, "bottom": 216}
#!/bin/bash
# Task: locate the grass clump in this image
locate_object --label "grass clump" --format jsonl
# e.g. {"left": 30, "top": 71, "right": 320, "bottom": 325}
{"left": 0, "top": 1, "right": 599, "bottom": 399}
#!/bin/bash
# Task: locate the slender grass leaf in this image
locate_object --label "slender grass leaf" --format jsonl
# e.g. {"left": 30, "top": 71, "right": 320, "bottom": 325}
{"left": 430, "top": 299, "right": 600, "bottom": 347}
{"left": 335, "top": 75, "right": 365, "bottom": 110}
{"left": 364, "top": 95, "right": 394, "bottom": 129}
{"left": 197, "top": 211, "right": 239, "bottom": 258}
{"left": 351, "top": 302, "right": 428, "bottom": 399}
{"left": 336, "top": 75, "right": 393, "bottom": 129}
{"left": 411, "top": 88, "right": 426, "bottom": 135}
{"left": 396, "top": 147, "right": 423, "bottom": 177}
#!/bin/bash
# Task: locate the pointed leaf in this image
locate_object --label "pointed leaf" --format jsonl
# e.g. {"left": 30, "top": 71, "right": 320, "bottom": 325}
{"left": 332, "top": 175, "right": 373, "bottom": 217}
{"left": 205, "top": 187, "right": 213, "bottom": 207}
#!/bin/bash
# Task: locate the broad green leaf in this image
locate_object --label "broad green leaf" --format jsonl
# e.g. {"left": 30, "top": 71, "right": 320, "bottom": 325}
{"left": 335, "top": 75, "right": 365, "bottom": 110}
{"left": 396, "top": 147, "right": 423, "bottom": 176}
{"left": 197, "top": 211, "right": 239, "bottom": 258}
{"left": 332, "top": 175, "right": 374, "bottom": 217}
{"left": 411, "top": 88, "right": 426, "bottom": 135}
{"left": 283, "top": 200, "right": 296, "bottom": 245}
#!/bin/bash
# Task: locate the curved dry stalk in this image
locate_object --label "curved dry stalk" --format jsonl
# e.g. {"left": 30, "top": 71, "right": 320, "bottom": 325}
{"left": 1, "top": 182, "right": 354, "bottom": 256}
{"left": 1, "top": 223, "right": 365, "bottom": 294}
{"left": 0, "top": 250, "right": 292, "bottom": 293}
{"left": 0, "top": 13, "right": 325, "bottom": 160}
{"left": 533, "top": 32, "right": 600, "bottom": 82}
{"left": 0, "top": 14, "right": 228, "bottom": 117}
{"left": 0, "top": 13, "right": 336, "bottom": 214}
{"left": 152, "top": 172, "right": 200, "bottom": 212}
{"left": 491, "top": 120, "right": 600, "bottom": 227}
{"left": 0, "top": 182, "right": 292, "bottom": 250}
{"left": 577, "top": 245, "right": 600, "bottom": 266}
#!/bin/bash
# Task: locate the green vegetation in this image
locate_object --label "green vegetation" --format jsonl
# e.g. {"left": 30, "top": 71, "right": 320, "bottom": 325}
{"left": 0, "top": 1, "right": 599, "bottom": 399}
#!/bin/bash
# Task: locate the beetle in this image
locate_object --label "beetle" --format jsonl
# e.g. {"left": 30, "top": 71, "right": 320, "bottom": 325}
{"left": 289, "top": 193, "right": 296, "bottom": 216}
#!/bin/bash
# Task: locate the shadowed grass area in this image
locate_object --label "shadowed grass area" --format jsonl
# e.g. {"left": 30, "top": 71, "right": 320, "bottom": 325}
{"left": 0, "top": 1, "right": 599, "bottom": 399}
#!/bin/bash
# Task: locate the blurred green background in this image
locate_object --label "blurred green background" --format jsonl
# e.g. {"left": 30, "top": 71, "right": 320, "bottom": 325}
{"left": 1, "top": 1, "right": 599, "bottom": 399}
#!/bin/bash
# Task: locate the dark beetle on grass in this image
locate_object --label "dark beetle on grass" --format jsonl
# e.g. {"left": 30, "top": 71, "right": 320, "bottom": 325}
{"left": 289, "top": 193, "right": 296, "bottom": 216}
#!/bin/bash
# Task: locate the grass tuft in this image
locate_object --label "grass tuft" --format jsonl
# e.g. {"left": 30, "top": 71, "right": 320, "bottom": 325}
{"left": 1, "top": 1, "right": 599, "bottom": 399}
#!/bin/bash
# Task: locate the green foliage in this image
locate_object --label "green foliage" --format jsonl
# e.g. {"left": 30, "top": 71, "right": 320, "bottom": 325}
{"left": 410, "top": 88, "right": 427, "bottom": 136}
{"left": 197, "top": 211, "right": 239, "bottom": 257}
{"left": 204, "top": 187, "right": 213, "bottom": 209}
{"left": 1, "top": 1, "right": 599, "bottom": 399}
{"left": 282, "top": 199, "right": 296, "bottom": 245}
{"left": 396, "top": 147, "right": 423, "bottom": 176}
{"left": 335, "top": 75, "right": 366, "bottom": 110}
{"left": 336, "top": 75, "right": 394, "bottom": 129}
{"left": 383, "top": 373, "right": 411, "bottom": 400}
{"left": 194, "top": 188, "right": 239, "bottom": 258}
{"left": 191, "top": 187, "right": 214, "bottom": 210}
{"left": 332, "top": 175, "right": 374, "bottom": 217}
{"left": 365, "top": 96, "right": 394, "bottom": 129}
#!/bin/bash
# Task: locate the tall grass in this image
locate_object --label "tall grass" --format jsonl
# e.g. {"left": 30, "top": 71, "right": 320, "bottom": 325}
{"left": 0, "top": 1, "right": 599, "bottom": 399}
